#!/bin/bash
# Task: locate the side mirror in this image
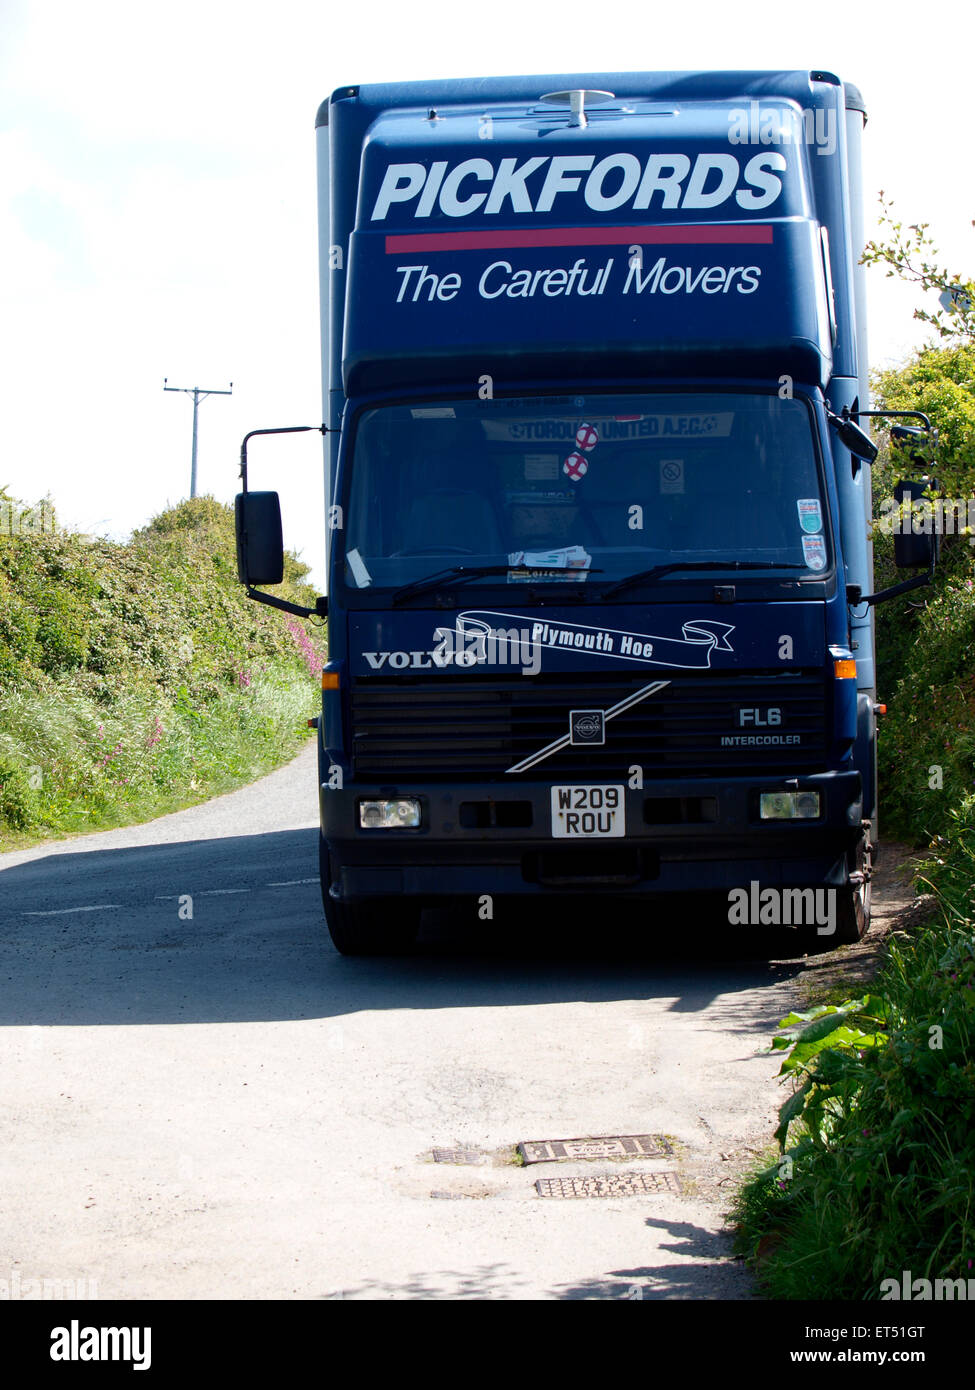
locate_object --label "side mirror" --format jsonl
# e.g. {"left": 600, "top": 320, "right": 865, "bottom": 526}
{"left": 890, "top": 425, "right": 927, "bottom": 463}
{"left": 832, "top": 416, "right": 878, "bottom": 463}
{"left": 235, "top": 491, "right": 284, "bottom": 585}
{"left": 892, "top": 478, "right": 940, "bottom": 569}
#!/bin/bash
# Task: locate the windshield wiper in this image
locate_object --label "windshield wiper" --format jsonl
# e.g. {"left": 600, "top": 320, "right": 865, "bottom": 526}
{"left": 392, "top": 563, "right": 599, "bottom": 607}
{"left": 599, "top": 560, "right": 808, "bottom": 601}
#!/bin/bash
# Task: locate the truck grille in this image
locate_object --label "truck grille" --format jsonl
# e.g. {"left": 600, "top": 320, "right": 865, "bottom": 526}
{"left": 350, "top": 671, "right": 827, "bottom": 781}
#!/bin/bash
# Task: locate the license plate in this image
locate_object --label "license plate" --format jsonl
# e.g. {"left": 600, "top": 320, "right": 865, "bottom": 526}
{"left": 551, "top": 784, "right": 625, "bottom": 838}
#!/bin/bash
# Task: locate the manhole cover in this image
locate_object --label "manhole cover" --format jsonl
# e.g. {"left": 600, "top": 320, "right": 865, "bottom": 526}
{"left": 518, "top": 1134, "right": 673, "bottom": 1165}
{"left": 432, "top": 1149, "right": 484, "bottom": 1165}
{"left": 535, "top": 1172, "right": 682, "bottom": 1199}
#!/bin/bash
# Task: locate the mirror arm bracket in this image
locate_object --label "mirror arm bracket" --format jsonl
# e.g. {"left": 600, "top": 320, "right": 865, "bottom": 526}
{"left": 239, "top": 425, "right": 328, "bottom": 491}
{"left": 244, "top": 586, "right": 328, "bottom": 620}
{"left": 237, "top": 423, "right": 330, "bottom": 618}
{"left": 852, "top": 559, "right": 936, "bottom": 609}
{"left": 842, "top": 407, "right": 934, "bottom": 432}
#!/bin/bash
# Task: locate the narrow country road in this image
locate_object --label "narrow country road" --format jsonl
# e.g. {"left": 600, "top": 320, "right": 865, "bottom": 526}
{"left": 0, "top": 746, "right": 909, "bottom": 1300}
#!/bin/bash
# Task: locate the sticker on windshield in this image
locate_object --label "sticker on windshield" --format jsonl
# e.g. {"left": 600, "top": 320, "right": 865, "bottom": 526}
{"left": 506, "top": 489, "right": 575, "bottom": 503}
{"left": 346, "top": 547, "right": 372, "bottom": 587}
{"left": 563, "top": 453, "right": 588, "bottom": 482}
{"left": 410, "top": 406, "right": 456, "bottom": 418}
{"left": 660, "top": 459, "right": 685, "bottom": 495}
{"left": 507, "top": 546, "right": 591, "bottom": 582}
{"left": 482, "top": 413, "right": 734, "bottom": 443}
{"left": 575, "top": 422, "right": 599, "bottom": 451}
{"left": 525, "top": 454, "right": 559, "bottom": 480}
{"left": 797, "top": 498, "right": 823, "bottom": 534}
{"left": 802, "top": 535, "right": 827, "bottom": 570}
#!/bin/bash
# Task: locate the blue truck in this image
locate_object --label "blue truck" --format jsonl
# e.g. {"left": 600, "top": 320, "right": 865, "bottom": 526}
{"left": 235, "top": 71, "right": 937, "bottom": 954}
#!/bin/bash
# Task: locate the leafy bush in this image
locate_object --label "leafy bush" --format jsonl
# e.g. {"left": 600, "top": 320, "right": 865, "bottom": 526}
{"left": 871, "top": 345, "right": 975, "bottom": 842}
{"left": 0, "top": 494, "right": 326, "bottom": 842}
{"left": 733, "top": 914, "right": 975, "bottom": 1298}
{"left": 872, "top": 345, "right": 975, "bottom": 498}
{"left": 0, "top": 755, "right": 41, "bottom": 829}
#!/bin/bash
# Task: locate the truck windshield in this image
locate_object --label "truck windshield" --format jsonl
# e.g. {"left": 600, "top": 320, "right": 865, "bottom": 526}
{"left": 342, "top": 393, "right": 829, "bottom": 592}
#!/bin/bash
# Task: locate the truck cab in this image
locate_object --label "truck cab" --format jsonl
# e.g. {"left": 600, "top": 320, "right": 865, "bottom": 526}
{"left": 236, "top": 71, "right": 935, "bottom": 953}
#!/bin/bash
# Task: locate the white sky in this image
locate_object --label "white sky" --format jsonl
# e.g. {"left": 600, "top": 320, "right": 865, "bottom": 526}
{"left": 1, "top": 0, "right": 970, "bottom": 589}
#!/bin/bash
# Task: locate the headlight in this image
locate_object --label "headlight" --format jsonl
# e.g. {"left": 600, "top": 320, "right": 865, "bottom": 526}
{"left": 759, "top": 791, "right": 821, "bottom": 820}
{"left": 358, "top": 798, "right": 421, "bottom": 829}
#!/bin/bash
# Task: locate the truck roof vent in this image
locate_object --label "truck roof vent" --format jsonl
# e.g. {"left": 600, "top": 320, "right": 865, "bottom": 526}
{"left": 538, "top": 88, "right": 614, "bottom": 128}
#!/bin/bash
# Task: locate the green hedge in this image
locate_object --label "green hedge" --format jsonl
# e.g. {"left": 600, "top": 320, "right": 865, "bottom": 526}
{"left": 732, "top": 849, "right": 975, "bottom": 1298}
{"left": 0, "top": 495, "right": 326, "bottom": 842}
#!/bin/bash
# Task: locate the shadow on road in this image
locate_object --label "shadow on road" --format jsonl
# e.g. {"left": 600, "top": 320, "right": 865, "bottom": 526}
{"left": 304, "top": 1215, "right": 752, "bottom": 1300}
{"left": 549, "top": 1214, "right": 754, "bottom": 1299}
{"left": 0, "top": 826, "right": 811, "bottom": 1027}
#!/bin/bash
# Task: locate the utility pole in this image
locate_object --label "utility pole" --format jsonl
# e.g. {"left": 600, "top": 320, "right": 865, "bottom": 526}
{"left": 163, "top": 379, "right": 233, "bottom": 498}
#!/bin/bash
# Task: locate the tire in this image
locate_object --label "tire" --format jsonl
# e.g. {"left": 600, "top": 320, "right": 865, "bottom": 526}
{"left": 799, "top": 832, "right": 872, "bottom": 954}
{"left": 833, "top": 844, "right": 872, "bottom": 945}
{"left": 318, "top": 835, "right": 420, "bottom": 956}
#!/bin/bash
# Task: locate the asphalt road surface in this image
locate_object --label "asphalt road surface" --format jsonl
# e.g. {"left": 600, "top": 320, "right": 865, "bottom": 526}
{"left": 0, "top": 744, "right": 903, "bottom": 1300}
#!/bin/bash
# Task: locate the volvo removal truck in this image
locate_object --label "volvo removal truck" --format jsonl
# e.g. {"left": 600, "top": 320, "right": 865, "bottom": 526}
{"left": 235, "top": 71, "right": 937, "bottom": 954}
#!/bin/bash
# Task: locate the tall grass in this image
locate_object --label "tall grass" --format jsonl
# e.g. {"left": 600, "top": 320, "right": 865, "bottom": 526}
{"left": 732, "top": 846, "right": 975, "bottom": 1297}
{"left": 0, "top": 495, "right": 325, "bottom": 844}
{"left": 0, "top": 665, "right": 317, "bottom": 839}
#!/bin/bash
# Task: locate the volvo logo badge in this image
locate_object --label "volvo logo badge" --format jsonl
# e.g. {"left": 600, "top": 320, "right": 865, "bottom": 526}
{"left": 570, "top": 709, "right": 605, "bottom": 745}
{"left": 506, "top": 681, "right": 669, "bottom": 774}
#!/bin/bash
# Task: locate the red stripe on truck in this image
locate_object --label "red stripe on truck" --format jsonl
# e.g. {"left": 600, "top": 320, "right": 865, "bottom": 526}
{"left": 385, "top": 224, "right": 774, "bottom": 254}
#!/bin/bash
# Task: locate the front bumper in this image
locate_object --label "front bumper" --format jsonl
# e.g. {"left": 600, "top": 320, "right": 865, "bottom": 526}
{"left": 319, "top": 770, "right": 864, "bottom": 901}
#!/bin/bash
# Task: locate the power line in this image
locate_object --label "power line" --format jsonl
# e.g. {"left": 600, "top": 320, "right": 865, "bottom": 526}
{"left": 163, "top": 378, "right": 233, "bottom": 498}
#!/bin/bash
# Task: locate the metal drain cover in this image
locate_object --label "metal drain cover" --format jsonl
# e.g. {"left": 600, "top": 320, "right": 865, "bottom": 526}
{"left": 432, "top": 1148, "right": 484, "bottom": 1165}
{"left": 519, "top": 1134, "right": 673, "bottom": 1165}
{"left": 536, "top": 1172, "right": 682, "bottom": 1199}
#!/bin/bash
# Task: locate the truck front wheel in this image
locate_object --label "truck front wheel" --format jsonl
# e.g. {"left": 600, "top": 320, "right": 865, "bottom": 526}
{"left": 318, "top": 835, "right": 421, "bottom": 956}
{"left": 799, "top": 834, "right": 872, "bottom": 954}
